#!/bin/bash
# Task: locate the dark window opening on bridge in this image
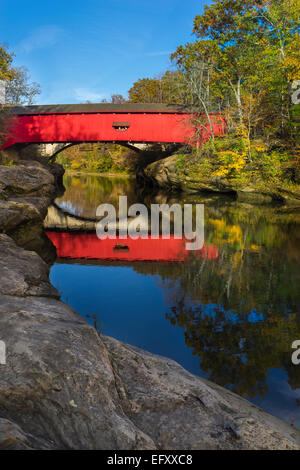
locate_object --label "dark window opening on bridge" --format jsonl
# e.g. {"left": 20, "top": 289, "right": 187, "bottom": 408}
{"left": 112, "top": 122, "right": 130, "bottom": 131}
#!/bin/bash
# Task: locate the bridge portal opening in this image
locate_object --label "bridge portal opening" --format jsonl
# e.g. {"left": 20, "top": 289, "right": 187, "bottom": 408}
{"left": 55, "top": 142, "right": 141, "bottom": 175}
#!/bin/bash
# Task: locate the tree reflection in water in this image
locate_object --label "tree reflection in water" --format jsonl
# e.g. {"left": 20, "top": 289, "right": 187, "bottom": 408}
{"left": 132, "top": 204, "right": 300, "bottom": 400}
{"left": 164, "top": 208, "right": 300, "bottom": 399}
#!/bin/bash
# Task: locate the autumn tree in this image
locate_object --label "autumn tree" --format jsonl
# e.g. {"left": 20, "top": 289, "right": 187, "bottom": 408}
{"left": 173, "top": 2, "right": 266, "bottom": 126}
{"left": 0, "top": 45, "right": 16, "bottom": 83}
{"left": 128, "top": 77, "right": 164, "bottom": 103}
{"left": 0, "top": 45, "right": 15, "bottom": 145}
{"left": 128, "top": 71, "right": 190, "bottom": 104}
{"left": 171, "top": 0, "right": 300, "bottom": 139}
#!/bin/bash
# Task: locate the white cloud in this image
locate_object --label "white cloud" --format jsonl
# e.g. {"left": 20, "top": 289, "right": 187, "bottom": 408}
{"left": 17, "top": 25, "right": 64, "bottom": 54}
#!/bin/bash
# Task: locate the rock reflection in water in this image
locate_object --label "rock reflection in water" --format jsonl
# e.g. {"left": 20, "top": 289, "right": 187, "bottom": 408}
{"left": 55, "top": 173, "right": 138, "bottom": 218}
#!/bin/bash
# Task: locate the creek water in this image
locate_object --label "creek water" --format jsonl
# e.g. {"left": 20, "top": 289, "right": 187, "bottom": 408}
{"left": 46, "top": 172, "right": 300, "bottom": 429}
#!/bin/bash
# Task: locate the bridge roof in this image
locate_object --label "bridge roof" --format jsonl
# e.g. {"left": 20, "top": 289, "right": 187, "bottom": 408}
{"left": 8, "top": 103, "right": 200, "bottom": 115}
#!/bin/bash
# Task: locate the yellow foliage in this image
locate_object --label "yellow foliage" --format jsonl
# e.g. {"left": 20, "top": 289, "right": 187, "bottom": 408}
{"left": 212, "top": 126, "right": 249, "bottom": 177}
{"left": 252, "top": 143, "right": 268, "bottom": 153}
{"left": 70, "top": 161, "right": 82, "bottom": 170}
{"left": 250, "top": 244, "right": 260, "bottom": 252}
{"left": 213, "top": 149, "right": 247, "bottom": 177}
{"left": 232, "top": 251, "right": 243, "bottom": 270}
{"left": 209, "top": 218, "right": 243, "bottom": 247}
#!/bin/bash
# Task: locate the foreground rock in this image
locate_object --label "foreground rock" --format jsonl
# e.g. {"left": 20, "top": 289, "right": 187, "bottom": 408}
{"left": 0, "top": 162, "right": 55, "bottom": 199}
{"left": 0, "top": 235, "right": 299, "bottom": 450}
{"left": 0, "top": 162, "right": 56, "bottom": 231}
{"left": 0, "top": 161, "right": 61, "bottom": 262}
{"left": 0, "top": 418, "right": 44, "bottom": 450}
{"left": 103, "top": 338, "right": 300, "bottom": 450}
{"left": 0, "top": 234, "right": 58, "bottom": 298}
{"left": 143, "top": 154, "right": 300, "bottom": 205}
{"left": 0, "top": 161, "right": 300, "bottom": 449}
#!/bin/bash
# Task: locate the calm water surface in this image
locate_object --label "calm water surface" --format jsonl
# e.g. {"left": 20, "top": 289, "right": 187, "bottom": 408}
{"left": 48, "top": 173, "right": 300, "bottom": 428}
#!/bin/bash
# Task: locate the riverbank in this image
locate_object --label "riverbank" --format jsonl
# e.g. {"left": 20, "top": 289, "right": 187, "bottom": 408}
{"left": 141, "top": 137, "right": 300, "bottom": 206}
{"left": 0, "top": 160, "right": 300, "bottom": 450}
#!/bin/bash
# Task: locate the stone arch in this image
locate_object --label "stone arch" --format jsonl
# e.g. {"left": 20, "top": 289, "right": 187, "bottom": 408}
{"left": 0, "top": 141, "right": 148, "bottom": 164}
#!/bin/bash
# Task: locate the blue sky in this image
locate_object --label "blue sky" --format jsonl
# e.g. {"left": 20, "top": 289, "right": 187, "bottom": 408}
{"left": 1, "top": 0, "right": 211, "bottom": 104}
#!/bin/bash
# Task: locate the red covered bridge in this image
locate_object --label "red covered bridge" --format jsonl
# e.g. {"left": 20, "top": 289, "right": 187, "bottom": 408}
{"left": 1, "top": 103, "right": 226, "bottom": 150}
